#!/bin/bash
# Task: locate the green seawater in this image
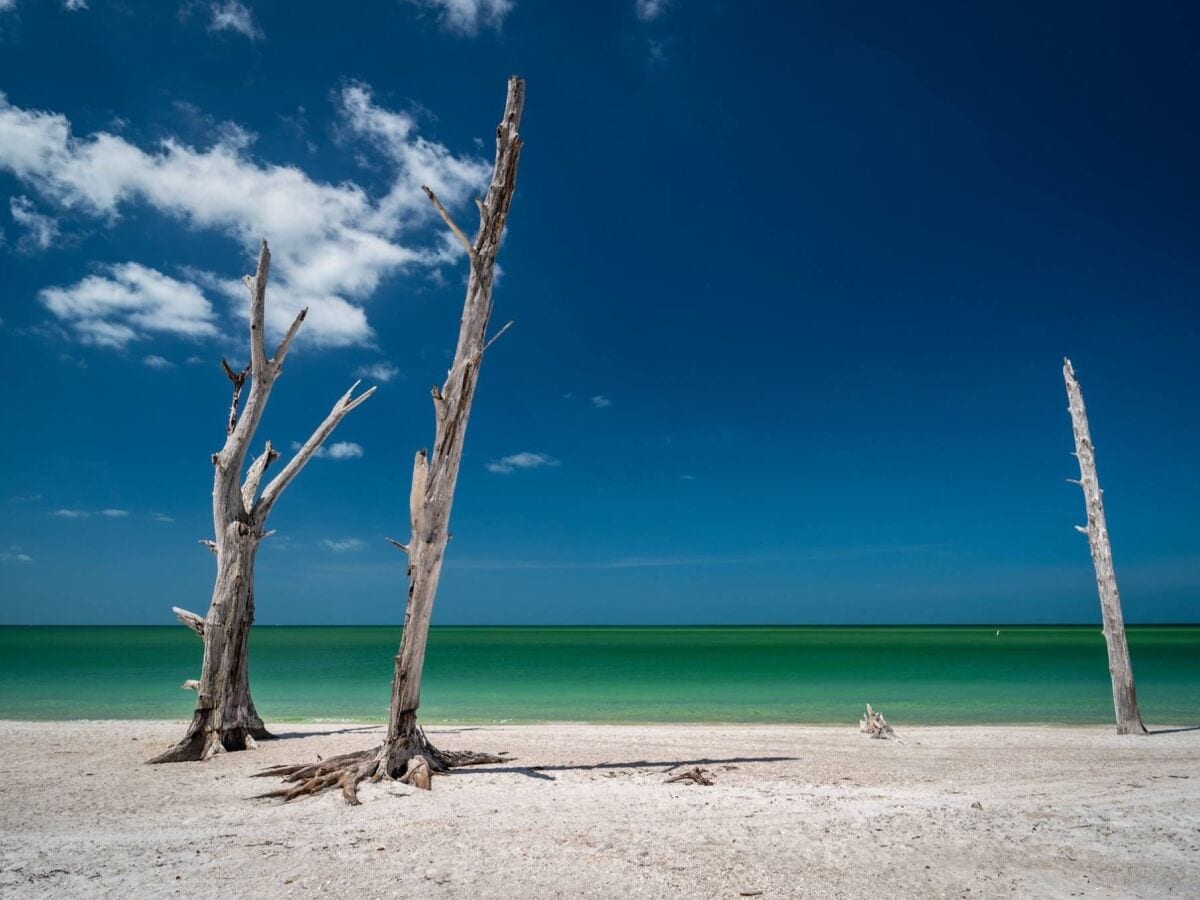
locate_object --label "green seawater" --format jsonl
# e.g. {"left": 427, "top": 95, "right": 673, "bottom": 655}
{"left": 0, "top": 626, "right": 1197, "bottom": 725}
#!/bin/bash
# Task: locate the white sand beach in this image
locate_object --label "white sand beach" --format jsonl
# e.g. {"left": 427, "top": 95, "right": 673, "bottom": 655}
{"left": 1, "top": 720, "right": 1197, "bottom": 898}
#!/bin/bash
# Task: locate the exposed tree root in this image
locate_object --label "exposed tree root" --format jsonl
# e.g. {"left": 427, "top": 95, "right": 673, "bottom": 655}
{"left": 665, "top": 766, "right": 714, "bottom": 786}
{"left": 254, "top": 726, "right": 507, "bottom": 804}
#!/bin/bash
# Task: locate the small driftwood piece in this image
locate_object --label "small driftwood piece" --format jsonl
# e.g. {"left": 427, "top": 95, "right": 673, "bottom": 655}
{"left": 665, "top": 766, "right": 714, "bottom": 786}
{"left": 860, "top": 704, "right": 899, "bottom": 740}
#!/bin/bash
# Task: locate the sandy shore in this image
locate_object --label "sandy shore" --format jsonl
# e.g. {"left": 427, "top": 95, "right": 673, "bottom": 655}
{"left": 1, "top": 721, "right": 1197, "bottom": 898}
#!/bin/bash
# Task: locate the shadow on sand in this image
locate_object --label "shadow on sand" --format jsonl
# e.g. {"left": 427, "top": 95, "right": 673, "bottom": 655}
{"left": 453, "top": 755, "right": 799, "bottom": 782}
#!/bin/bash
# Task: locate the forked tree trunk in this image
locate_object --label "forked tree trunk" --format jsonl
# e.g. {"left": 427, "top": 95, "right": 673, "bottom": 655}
{"left": 1063, "top": 358, "right": 1147, "bottom": 735}
{"left": 259, "top": 76, "right": 525, "bottom": 801}
{"left": 151, "top": 242, "right": 375, "bottom": 763}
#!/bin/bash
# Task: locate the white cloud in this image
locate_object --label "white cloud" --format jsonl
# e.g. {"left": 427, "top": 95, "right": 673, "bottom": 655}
{"left": 64, "top": 0, "right": 88, "bottom": 10}
{"left": 152, "top": 512, "right": 175, "bottom": 523}
{"left": 486, "top": 451, "right": 559, "bottom": 474}
{"left": 208, "top": 1, "right": 262, "bottom": 39}
{"left": 591, "top": 394, "right": 611, "bottom": 408}
{"left": 409, "top": 0, "right": 513, "bottom": 34}
{"left": 9, "top": 195, "right": 59, "bottom": 249}
{"left": 321, "top": 537, "right": 366, "bottom": 553}
{"left": 635, "top": 0, "right": 668, "bottom": 21}
{"left": 0, "top": 89, "right": 490, "bottom": 349}
{"left": 355, "top": 361, "right": 400, "bottom": 382}
{"left": 38, "top": 263, "right": 219, "bottom": 348}
{"left": 0, "top": 545, "right": 33, "bottom": 563}
{"left": 143, "top": 354, "right": 174, "bottom": 369}
{"left": 101, "top": 508, "right": 129, "bottom": 517}
{"left": 0, "top": 0, "right": 15, "bottom": 12}
{"left": 52, "top": 508, "right": 88, "bottom": 518}
{"left": 293, "top": 439, "right": 364, "bottom": 460}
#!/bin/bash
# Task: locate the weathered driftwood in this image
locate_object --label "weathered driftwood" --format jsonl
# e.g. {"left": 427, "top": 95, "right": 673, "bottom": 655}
{"left": 261, "top": 76, "right": 525, "bottom": 802}
{"left": 1063, "top": 359, "right": 1147, "bottom": 735}
{"left": 665, "top": 767, "right": 714, "bottom": 786}
{"left": 149, "top": 242, "right": 375, "bottom": 764}
{"left": 860, "top": 703, "right": 897, "bottom": 740}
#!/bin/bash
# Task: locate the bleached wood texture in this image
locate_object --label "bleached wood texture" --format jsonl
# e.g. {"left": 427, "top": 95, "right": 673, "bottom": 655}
{"left": 260, "top": 76, "right": 525, "bottom": 801}
{"left": 1063, "top": 358, "right": 1147, "bottom": 735}
{"left": 859, "top": 703, "right": 898, "bottom": 740}
{"left": 149, "top": 242, "right": 375, "bottom": 763}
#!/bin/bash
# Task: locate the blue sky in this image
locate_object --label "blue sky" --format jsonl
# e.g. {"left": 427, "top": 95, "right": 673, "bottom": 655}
{"left": 0, "top": 1, "right": 1196, "bottom": 625}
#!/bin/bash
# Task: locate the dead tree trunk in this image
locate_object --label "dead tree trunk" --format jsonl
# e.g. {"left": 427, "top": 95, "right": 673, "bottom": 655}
{"left": 259, "top": 76, "right": 525, "bottom": 802}
{"left": 1063, "top": 358, "right": 1147, "bottom": 735}
{"left": 150, "top": 242, "right": 375, "bottom": 763}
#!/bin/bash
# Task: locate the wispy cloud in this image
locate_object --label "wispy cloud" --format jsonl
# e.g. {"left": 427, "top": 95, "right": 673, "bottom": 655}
{"left": 321, "top": 537, "right": 366, "bottom": 553}
{"left": 51, "top": 507, "right": 130, "bottom": 518}
{"left": 9, "top": 195, "right": 59, "bottom": 250}
{"left": 634, "top": 0, "right": 669, "bottom": 22}
{"left": 143, "top": 354, "right": 174, "bottom": 369}
{"left": 0, "top": 1, "right": 15, "bottom": 12}
{"left": 0, "top": 545, "right": 33, "bottom": 563}
{"left": 591, "top": 395, "right": 611, "bottom": 409}
{"left": 208, "top": 1, "right": 262, "bottom": 40}
{"left": 64, "top": 0, "right": 88, "bottom": 10}
{"left": 355, "top": 361, "right": 400, "bottom": 382}
{"left": 486, "top": 451, "right": 560, "bottom": 474}
{"left": 151, "top": 512, "right": 175, "bottom": 523}
{"left": 0, "top": 86, "right": 489, "bottom": 349}
{"left": 292, "top": 440, "right": 364, "bottom": 460}
{"left": 408, "top": 0, "right": 513, "bottom": 34}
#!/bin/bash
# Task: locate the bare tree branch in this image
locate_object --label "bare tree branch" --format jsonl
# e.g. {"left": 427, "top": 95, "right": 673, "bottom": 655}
{"left": 241, "top": 441, "right": 280, "bottom": 510}
{"left": 271, "top": 307, "right": 308, "bottom": 374}
{"left": 254, "top": 381, "right": 377, "bottom": 520}
{"left": 422, "top": 185, "right": 475, "bottom": 261}
{"left": 220, "top": 242, "right": 278, "bottom": 470}
{"left": 386, "top": 537, "right": 409, "bottom": 554}
{"left": 480, "top": 320, "right": 514, "bottom": 358}
{"left": 244, "top": 241, "right": 271, "bottom": 379}
{"left": 199, "top": 539, "right": 217, "bottom": 554}
{"left": 172, "top": 606, "right": 205, "bottom": 637}
{"left": 221, "top": 359, "right": 251, "bottom": 436}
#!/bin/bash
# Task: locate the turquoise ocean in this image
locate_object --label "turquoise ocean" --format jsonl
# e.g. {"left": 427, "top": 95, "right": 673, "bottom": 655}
{"left": 1, "top": 626, "right": 1197, "bottom": 725}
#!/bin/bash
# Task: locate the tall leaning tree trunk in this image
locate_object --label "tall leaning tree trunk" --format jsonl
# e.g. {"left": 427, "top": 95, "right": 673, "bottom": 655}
{"left": 1063, "top": 358, "right": 1147, "bottom": 735}
{"left": 150, "top": 242, "right": 376, "bottom": 763}
{"left": 260, "top": 76, "right": 525, "bottom": 802}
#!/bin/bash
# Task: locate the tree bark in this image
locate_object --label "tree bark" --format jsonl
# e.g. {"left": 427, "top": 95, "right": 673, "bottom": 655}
{"left": 259, "top": 76, "right": 525, "bottom": 801}
{"left": 1063, "top": 358, "right": 1147, "bottom": 735}
{"left": 150, "top": 242, "right": 375, "bottom": 763}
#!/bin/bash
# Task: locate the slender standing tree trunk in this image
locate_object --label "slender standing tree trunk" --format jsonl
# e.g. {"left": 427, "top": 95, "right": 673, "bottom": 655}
{"left": 1063, "top": 358, "right": 1147, "bottom": 735}
{"left": 260, "top": 76, "right": 525, "bottom": 801}
{"left": 151, "top": 242, "right": 376, "bottom": 763}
